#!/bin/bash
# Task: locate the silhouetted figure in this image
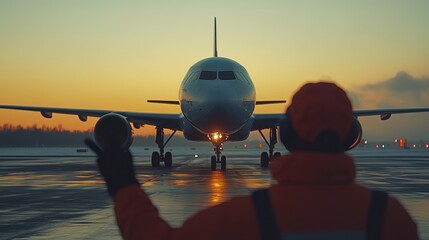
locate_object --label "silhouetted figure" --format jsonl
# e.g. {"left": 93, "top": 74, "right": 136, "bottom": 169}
{"left": 86, "top": 82, "right": 418, "bottom": 240}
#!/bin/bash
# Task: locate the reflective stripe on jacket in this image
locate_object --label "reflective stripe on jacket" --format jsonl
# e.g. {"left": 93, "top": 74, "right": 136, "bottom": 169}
{"left": 114, "top": 152, "right": 419, "bottom": 240}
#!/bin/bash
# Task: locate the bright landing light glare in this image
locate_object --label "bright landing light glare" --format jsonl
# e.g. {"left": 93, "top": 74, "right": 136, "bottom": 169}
{"left": 208, "top": 132, "right": 224, "bottom": 141}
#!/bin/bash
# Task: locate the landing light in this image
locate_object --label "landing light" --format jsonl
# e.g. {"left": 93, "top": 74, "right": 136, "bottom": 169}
{"left": 208, "top": 132, "right": 227, "bottom": 142}
{"left": 213, "top": 132, "right": 222, "bottom": 140}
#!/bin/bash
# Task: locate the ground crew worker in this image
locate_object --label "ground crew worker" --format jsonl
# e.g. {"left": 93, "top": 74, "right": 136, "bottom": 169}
{"left": 86, "top": 82, "right": 419, "bottom": 240}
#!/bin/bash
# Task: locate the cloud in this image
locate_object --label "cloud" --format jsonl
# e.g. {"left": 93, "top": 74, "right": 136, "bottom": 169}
{"left": 351, "top": 71, "right": 429, "bottom": 109}
{"left": 348, "top": 72, "right": 429, "bottom": 141}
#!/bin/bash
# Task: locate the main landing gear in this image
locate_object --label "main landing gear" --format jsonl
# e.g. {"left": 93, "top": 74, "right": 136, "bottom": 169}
{"left": 151, "top": 127, "right": 176, "bottom": 168}
{"left": 209, "top": 132, "right": 227, "bottom": 171}
{"left": 258, "top": 127, "right": 281, "bottom": 168}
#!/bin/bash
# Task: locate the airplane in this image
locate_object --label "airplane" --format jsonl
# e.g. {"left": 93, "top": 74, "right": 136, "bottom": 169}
{"left": 1, "top": 18, "right": 429, "bottom": 170}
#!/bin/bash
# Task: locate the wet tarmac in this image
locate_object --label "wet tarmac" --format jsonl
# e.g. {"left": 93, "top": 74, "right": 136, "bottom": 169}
{"left": 0, "top": 147, "right": 428, "bottom": 239}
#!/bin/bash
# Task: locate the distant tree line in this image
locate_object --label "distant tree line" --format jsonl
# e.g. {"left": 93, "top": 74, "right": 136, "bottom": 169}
{"left": 0, "top": 124, "right": 206, "bottom": 147}
{"left": 0, "top": 124, "right": 161, "bottom": 147}
{"left": 0, "top": 124, "right": 92, "bottom": 147}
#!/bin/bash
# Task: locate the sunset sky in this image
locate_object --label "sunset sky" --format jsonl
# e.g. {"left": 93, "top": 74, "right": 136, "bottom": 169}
{"left": 1, "top": 1, "right": 429, "bottom": 141}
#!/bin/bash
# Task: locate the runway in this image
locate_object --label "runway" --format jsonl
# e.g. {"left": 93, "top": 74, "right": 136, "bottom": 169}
{"left": 0, "top": 147, "right": 428, "bottom": 239}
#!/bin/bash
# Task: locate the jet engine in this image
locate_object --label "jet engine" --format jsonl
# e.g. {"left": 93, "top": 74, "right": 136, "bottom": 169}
{"left": 344, "top": 118, "right": 363, "bottom": 151}
{"left": 94, "top": 113, "right": 133, "bottom": 151}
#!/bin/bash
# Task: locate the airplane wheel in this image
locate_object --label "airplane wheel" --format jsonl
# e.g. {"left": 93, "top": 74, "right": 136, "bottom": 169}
{"left": 260, "top": 152, "right": 269, "bottom": 168}
{"left": 273, "top": 152, "right": 281, "bottom": 159}
{"left": 151, "top": 151, "right": 160, "bottom": 167}
{"left": 220, "top": 155, "right": 226, "bottom": 171}
{"left": 211, "top": 156, "right": 217, "bottom": 171}
{"left": 164, "top": 152, "right": 172, "bottom": 168}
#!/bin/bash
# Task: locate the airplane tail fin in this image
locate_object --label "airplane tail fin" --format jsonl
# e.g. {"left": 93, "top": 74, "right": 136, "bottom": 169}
{"left": 214, "top": 17, "right": 218, "bottom": 57}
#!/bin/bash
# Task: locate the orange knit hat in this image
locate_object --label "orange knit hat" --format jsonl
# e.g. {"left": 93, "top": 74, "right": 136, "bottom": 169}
{"left": 287, "top": 82, "right": 353, "bottom": 142}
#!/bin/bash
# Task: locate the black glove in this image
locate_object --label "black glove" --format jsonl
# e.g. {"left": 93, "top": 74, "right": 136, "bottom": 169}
{"left": 85, "top": 138, "right": 139, "bottom": 198}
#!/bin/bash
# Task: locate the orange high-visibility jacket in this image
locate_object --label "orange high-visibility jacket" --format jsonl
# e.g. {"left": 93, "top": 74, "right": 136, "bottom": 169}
{"left": 114, "top": 152, "right": 419, "bottom": 240}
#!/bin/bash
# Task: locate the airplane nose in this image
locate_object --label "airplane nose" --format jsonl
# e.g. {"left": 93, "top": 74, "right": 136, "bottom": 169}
{"left": 204, "top": 104, "right": 232, "bottom": 132}
{"left": 183, "top": 80, "right": 255, "bottom": 134}
{"left": 188, "top": 101, "right": 248, "bottom": 134}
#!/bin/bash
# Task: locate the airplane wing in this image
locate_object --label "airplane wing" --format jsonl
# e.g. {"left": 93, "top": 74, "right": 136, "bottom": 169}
{"left": 147, "top": 100, "right": 180, "bottom": 105}
{"left": 252, "top": 107, "right": 429, "bottom": 131}
{"left": 2, "top": 104, "right": 429, "bottom": 132}
{"left": 255, "top": 100, "right": 286, "bottom": 105}
{"left": 0, "top": 105, "right": 182, "bottom": 130}
{"left": 353, "top": 108, "right": 429, "bottom": 119}
{"left": 251, "top": 113, "right": 284, "bottom": 131}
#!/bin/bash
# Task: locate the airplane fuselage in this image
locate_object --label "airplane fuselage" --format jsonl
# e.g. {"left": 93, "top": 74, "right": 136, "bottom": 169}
{"left": 179, "top": 57, "right": 256, "bottom": 141}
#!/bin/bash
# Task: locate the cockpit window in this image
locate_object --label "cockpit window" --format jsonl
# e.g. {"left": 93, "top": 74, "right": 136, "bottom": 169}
{"left": 219, "top": 71, "right": 236, "bottom": 80}
{"left": 235, "top": 71, "right": 251, "bottom": 84}
{"left": 183, "top": 71, "right": 199, "bottom": 84}
{"left": 199, "top": 71, "right": 217, "bottom": 80}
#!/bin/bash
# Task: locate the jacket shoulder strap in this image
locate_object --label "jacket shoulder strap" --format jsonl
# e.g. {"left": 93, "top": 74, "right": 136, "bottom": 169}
{"left": 366, "top": 190, "right": 389, "bottom": 240}
{"left": 251, "top": 189, "right": 280, "bottom": 240}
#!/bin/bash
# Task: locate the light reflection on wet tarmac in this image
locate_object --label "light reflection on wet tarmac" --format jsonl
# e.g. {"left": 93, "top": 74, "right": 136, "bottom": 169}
{"left": 0, "top": 148, "right": 428, "bottom": 239}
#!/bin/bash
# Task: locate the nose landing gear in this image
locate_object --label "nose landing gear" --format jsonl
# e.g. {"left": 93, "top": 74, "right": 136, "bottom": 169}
{"left": 209, "top": 132, "right": 227, "bottom": 171}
